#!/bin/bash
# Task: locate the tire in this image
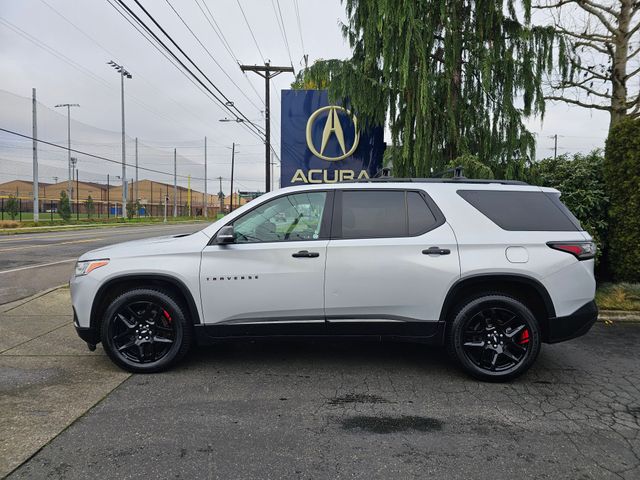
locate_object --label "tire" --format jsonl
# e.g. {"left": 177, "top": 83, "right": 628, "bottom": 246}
{"left": 100, "top": 288, "right": 193, "bottom": 373}
{"left": 446, "top": 294, "right": 541, "bottom": 382}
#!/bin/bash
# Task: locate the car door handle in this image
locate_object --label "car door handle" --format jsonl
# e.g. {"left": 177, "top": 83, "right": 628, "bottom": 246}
{"left": 422, "top": 246, "right": 451, "bottom": 256}
{"left": 292, "top": 250, "right": 320, "bottom": 258}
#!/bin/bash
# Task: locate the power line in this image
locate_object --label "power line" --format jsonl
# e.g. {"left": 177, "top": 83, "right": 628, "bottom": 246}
{"left": 235, "top": 0, "right": 265, "bottom": 62}
{"left": 163, "top": 0, "right": 264, "bottom": 114}
{"left": 107, "top": 0, "right": 262, "bottom": 139}
{"left": 0, "top": 127, "right": 200, "bottom": 181}
{"left": 0, "top": 15, "right": 220, "bottom": 143}
{"left": 193, "top": 0, "right": 265, "bottom": 108}
{"left": 39, "top": 0, "right": 230, "bottom": 142}
{"left": 271, "top": 0, "right": 294, "bottom": 69}
{"left": 114, "top": 0, "right": 265, "bottom": 141}
{"left": 293, "top": 0, "right": 305, "bottom": 61}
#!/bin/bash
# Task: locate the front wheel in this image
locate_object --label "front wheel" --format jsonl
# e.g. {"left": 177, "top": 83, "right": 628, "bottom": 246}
{"left": 100, "top": 288, "right": 193, "bottom": 373}
{"left": 447, "top": 294, "right": 541, "bottom": 382}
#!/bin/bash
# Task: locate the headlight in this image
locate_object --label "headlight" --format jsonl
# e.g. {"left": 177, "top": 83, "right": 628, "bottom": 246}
{"left": 75, "top": 259, "right": 109, "bottom": 276}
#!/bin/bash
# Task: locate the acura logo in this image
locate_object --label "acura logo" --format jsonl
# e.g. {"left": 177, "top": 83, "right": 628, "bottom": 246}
{"left": 305, "top": 105, "right": 360, "bottom": 161}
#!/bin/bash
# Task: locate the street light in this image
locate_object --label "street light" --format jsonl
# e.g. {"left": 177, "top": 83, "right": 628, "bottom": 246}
{"left": 54, "top": 103, "right": 79, "bottom": 201}
{"left": 218, "top": 118, "right": 245, "bottom": 123}
{"left": 108, "top": 60, "right": 132, "bottom": 219}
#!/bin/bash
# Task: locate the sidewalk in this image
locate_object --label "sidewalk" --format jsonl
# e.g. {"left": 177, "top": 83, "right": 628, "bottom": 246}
{"left": 0, "top": 287, "right": 130, "bottom": 478}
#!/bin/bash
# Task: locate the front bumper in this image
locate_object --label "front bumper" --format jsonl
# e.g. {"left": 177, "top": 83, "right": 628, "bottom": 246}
{"left": 74, "top": 307, "right": 99, "bottom": 345}
{"left": 545, "top": 300, "right": 598, "bottom": 344}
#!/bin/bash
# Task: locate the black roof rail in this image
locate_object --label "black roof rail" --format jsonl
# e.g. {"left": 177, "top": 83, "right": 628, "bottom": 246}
{"left": 339, "top": 177, "right": 529, "bottom": 185}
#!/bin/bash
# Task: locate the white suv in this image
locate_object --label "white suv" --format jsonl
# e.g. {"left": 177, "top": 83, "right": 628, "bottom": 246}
{"left": 71, "top": 179, "right": 597, "bottom": 381}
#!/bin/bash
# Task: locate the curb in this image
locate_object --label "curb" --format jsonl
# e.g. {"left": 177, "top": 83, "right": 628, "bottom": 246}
{"left": 598, "top": 310, "right": 640, "bottom": 323}
{"left": 0, "top": 284, "right": 68, "bottom": 314}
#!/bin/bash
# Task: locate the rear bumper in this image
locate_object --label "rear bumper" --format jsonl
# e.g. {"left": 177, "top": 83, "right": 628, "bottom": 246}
{"left": 544, "top": 300, "right": 598, "bottom": 344}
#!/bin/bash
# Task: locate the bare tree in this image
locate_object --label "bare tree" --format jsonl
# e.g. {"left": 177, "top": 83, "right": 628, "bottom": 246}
{"left": 536, "top": 0, "right": 640, "bottom": 131}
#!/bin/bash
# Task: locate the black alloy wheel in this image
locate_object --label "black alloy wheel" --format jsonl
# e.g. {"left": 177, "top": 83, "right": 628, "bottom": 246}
{"left": 101, "top": 289, "right": 192, "bottom": 373}
{"left": 447, "top": 294, "right": 541, "bottom": 382}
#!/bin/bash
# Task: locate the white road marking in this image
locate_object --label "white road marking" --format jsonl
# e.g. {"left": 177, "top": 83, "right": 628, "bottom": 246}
{"left": 0, "top": 258, "right": 76, "bottom": 275}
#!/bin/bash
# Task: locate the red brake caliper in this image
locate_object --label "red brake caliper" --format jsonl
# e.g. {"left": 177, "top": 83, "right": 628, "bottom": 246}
{"left": 162, "top": 310, "right": 172, "bottom": 323}
{"left": 518, "top": 328, "right": 530, "bottom": 345}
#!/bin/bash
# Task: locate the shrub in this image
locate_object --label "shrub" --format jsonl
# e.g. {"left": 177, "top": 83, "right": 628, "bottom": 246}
{"left": 58, "top": 191, "right": 71, "bottom": 222}
{"left": 604, "top": 118, "right": 640, "bottom": 282}
{"left": 86, "top": 195, "right": 95, "bottom": 219}
{"left": 5, "top": 195, "right": 19, "bottom": 220}
{"left": 529, "top": 150, "right": 608, "bottom": 261}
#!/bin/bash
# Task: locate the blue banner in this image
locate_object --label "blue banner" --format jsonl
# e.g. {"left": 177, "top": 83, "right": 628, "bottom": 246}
{"left": 280, "top": 90, "right": 385, "bottom": 187}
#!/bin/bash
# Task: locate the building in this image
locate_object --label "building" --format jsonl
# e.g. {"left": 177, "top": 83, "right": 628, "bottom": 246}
{"left": 0, "top": 180, "right": 52, "bottom": 199}
{"left": 0, "top": 178, "right": 252, "bottom": 217}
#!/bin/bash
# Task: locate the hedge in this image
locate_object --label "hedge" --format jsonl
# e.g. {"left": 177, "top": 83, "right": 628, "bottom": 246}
{"left": 604, "top": 118, "right": 640, "bottom": 282}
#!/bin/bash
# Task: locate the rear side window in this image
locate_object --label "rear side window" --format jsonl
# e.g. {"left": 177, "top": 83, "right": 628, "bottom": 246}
{"left": 457, "top": 190, "right": 581, "bottom": 231}
{"left": 338, "top": 190, "right": 442, "bottom": 239}
{"left": 341, "top": 191, "right": 406, "bottom": 239}
{"left": 407, "top": 191, "right": 438, "bottom": 235}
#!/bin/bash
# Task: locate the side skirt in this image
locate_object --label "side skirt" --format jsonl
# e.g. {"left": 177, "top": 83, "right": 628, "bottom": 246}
{"left": 193, "top": 320, "right": 446, "bottom": 346}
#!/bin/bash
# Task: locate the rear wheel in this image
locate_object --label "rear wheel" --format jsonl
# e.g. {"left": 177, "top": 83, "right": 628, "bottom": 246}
{"left": 100, "top": 288, "right": 193, "bottom": 373}
{"left": 447, "top": 294, "right": 541, "bottom": 382}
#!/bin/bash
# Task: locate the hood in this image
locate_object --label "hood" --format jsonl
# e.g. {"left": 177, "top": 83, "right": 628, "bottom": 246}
{"left": 78, "top": 231, "right": 209, "bottom": 261}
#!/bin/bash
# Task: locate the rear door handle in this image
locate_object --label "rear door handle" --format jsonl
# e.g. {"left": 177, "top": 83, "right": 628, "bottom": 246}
{"left": 292, "top": 250, "right": 320, "bottom": 258}
{"left": 422, "top": 246, "right": 451, "bottom": 256}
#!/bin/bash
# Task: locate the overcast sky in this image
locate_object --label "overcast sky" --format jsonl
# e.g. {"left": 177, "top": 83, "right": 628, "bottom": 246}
{"left": 0, "top": 0, "right": 610, "bottom": 193}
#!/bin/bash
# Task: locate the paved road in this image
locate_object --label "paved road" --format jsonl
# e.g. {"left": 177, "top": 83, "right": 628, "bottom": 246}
{"left": 0, "top": 223, "right": 206, "bottom": 304}
{"left": 8, "top": 322, "right": 640, "bottom": 480}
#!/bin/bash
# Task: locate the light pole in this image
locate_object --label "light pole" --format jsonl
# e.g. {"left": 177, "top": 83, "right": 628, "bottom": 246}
{"left": 108, "top": 60, "right": 132, "bottom": 218}
{"left": 54, "top": 103, "right": 79, "bottom": 201}
{"left": 70, "top": 157, "right": 77, "bottom": 211}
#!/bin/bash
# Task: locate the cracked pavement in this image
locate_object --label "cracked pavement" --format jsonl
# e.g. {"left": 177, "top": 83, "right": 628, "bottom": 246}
{"left": 6, "top": 321, "right": 640, "bottom": 479}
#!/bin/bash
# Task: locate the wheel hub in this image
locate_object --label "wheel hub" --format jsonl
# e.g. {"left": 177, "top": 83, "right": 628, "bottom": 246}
{"left": 462, "top": 307, "right": 530, "bottom": 372}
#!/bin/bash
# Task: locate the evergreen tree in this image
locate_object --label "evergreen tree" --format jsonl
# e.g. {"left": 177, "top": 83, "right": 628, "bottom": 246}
{"left": 295, "top": 1, "right": 559, "bottom": 177}
{"left": 58, "top": 191, "right": 71, "bottom": 222}
{"left": 86, "top": 195, "right": 95, "bottom": 219}
{"left": 5, "top": 194, "right": 19, "bottom": 220}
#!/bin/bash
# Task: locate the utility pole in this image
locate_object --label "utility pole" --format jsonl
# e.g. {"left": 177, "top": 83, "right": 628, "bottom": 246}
{"left": 32, "top": 88, "right": 39, "bottom": 222}
{"left": 54, "top": 103, "right": 79, "bottom": 201}
{"left": 75, "top": 168, "right": 79, "bottom": 221}
{"left": 230, "top": 142, "right": 235, "bottom": 212}
{"left": 135, "top": 137, "right": 139, "bottom": 207}
{"left": 187, "top": 174, "right": 192, "bottom": 217}
{"left": 218, "top": 176, "right": 223, "bottom": 213}
{"left": 107, "top": 174, "right": 110, "bottom": 218}
{"left": 240, "top": 62, "right": 294, "bottom": 192}
{"left": 173, "top": 148, "right": 177, "bottom": 218}
{"left": 108, "top": 61, "right": 132, "bottom": 218}
{"left": 204, "top": 136, "right": 208, "bottom": 218}
{"left": 553, "top": 134, "right": 558, "bottom": 160}
{"left": 70, "top": 157, "right": 77, "bottom": 215}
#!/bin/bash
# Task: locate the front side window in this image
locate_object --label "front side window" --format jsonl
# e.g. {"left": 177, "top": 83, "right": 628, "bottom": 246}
{"left": 232, "top": 192, "right": 327, "bottom": 243}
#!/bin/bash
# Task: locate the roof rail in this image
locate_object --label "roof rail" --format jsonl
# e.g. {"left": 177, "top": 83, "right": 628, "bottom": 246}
{"left": 340, "top": 177, "right": 529, "bottom": 185}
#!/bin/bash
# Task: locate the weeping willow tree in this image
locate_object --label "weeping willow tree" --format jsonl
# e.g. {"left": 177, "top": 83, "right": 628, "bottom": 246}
{"left": 294, "top": 0, "right": 560, "bottom": 178}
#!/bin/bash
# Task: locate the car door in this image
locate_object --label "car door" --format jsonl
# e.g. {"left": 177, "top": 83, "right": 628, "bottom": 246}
{"left": 324, "top": 188, "right": 460, "bottom": 336}
{"left": 200, "top": 190, "right": 332, "bottom": 333}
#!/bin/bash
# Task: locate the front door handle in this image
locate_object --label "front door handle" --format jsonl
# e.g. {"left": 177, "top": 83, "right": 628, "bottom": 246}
{"left": 422, "top": 246, "right": 451, "bottom": 256}
{"left": 292, "top": 250, "right": 320, "bottom": 258}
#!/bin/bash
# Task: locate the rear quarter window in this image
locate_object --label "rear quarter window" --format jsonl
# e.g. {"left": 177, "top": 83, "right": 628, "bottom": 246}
{"left": 457, "top": 190, "right": 581, "bottom": 231}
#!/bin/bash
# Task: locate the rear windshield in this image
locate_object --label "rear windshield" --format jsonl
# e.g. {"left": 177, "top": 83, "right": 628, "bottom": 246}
{"left": 457, "top": 190, "right": 582, "bottom": 231}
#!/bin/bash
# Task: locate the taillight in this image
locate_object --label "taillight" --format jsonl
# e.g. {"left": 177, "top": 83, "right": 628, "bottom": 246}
{"left": 547, "top": 241, "right": 596, "bottom": 260}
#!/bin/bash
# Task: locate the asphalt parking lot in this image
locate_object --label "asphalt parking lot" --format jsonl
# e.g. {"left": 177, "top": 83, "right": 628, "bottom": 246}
{"left": 1, "top": 288, "right": 639, "bottom": 479}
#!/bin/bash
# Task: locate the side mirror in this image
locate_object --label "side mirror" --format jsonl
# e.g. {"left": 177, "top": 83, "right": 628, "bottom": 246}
{"left": 216, "top": 225, "right": 235, "bottom": 244}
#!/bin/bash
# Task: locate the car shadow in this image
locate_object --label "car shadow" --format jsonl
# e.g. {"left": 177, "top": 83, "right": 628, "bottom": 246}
{"left": 175, "top": 338, "right": 463, "bottom": 377}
